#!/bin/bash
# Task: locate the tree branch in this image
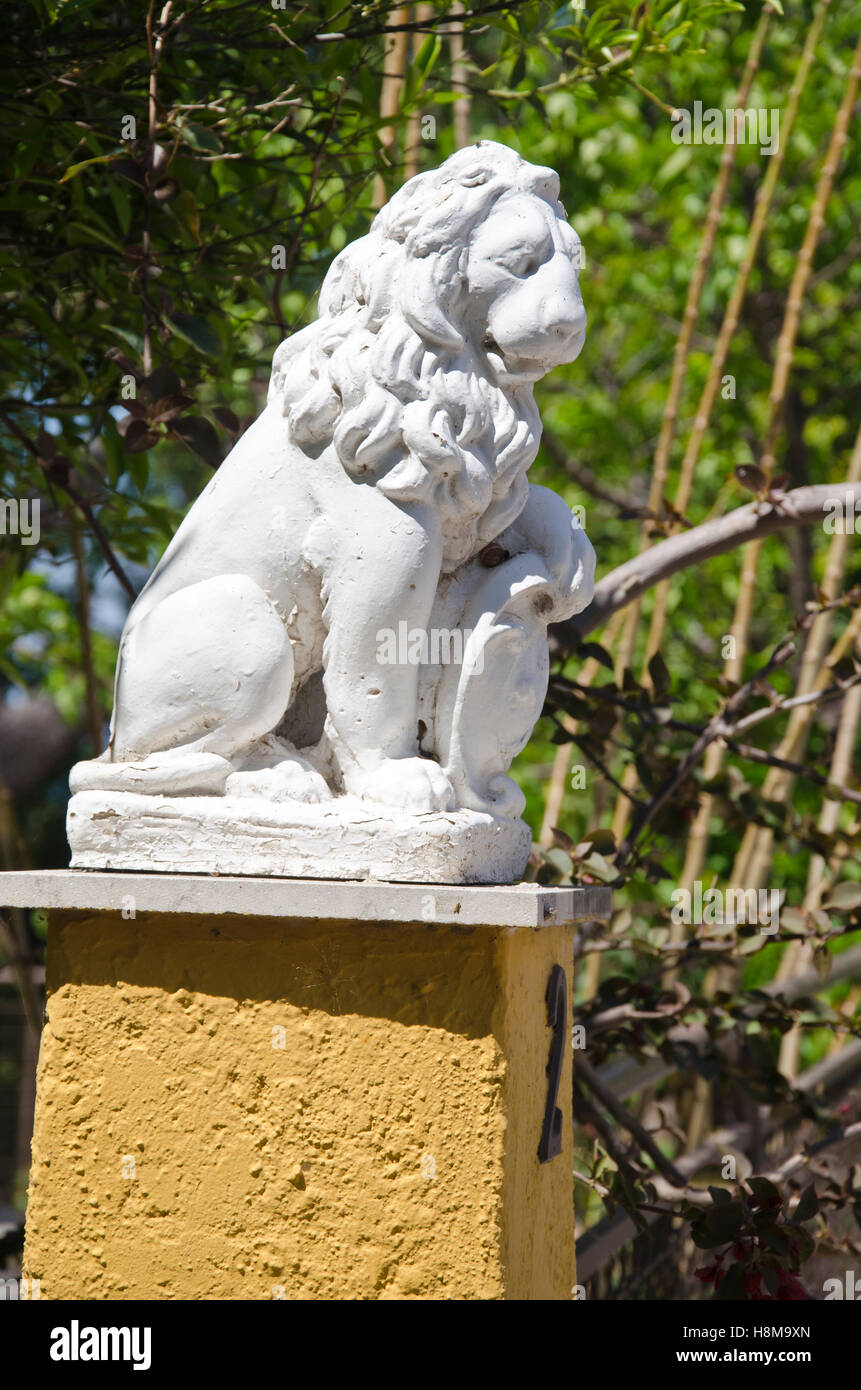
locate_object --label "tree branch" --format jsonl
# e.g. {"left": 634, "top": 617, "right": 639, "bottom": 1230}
{"left": 573, "top": 1049, "right": 689, "bottom": 1188}
{"left": 722, "top": 736, "right": 861, "bottom": 804}
{"left": 555, "top": 482, "right": 861, "bottom": 644}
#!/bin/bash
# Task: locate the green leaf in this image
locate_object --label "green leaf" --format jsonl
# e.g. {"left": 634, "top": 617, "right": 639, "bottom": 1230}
{"left": 654, "top": 146, "right": 692, "bottom": 188}
{"left": 403, "top": 33, "right": 442, "bottom": 104}
{"left": 179, "top": 124, "right": 223, "bottom": 154}
{"left": 413, "top": 31, "right": 442, "bottom": 76}
{"left": 66, "top": 219, "right": 123, "bottom": 253}
{"left": 60, "top": 152, "right": 120, "bottom": 183}
{"left": 105, "top": 173, "right": 132, "bottom": 235}
{"left": 105, "top": 324, "right": 145, "bottom": 355}
{"left": 0, "top": 557, "right": 18, "bottom": 610}
{"left": 779, "top": 907, "right": 807, "bottom": 936}
{"left": 545, "top": 847, "right": 574, "bottom": 876}
{"left": 166, "top": 314, "right": 221, "bottom": 357}
{"left": 579, "top": 851, "right": 617, "bottom": 883}
{"left": 129, "top": 450, "right": 149, "bottom": 492}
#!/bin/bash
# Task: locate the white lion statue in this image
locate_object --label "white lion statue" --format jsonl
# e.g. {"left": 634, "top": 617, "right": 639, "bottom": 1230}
{"left": 69, "top": 141, "right": 595, "bottom": 881}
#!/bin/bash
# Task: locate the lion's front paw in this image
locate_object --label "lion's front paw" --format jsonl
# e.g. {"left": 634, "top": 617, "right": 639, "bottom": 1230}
{"left": 346, "top": 757, "right": 455, "bottom": 813}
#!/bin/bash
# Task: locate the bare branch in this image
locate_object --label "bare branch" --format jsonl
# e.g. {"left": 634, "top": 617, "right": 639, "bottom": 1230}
{"left": 573, "top": 1049, "right": 689, "bottom": 1188}
{"left": 556, "top": 483, "right": 861, "bottom": 644}
{"left": 614, "top": 638, "right": 798, "bottom": 866}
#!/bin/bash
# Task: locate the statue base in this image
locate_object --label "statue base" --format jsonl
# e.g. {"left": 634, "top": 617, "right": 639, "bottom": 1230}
{"left": 66, "top": 790, "right": 533, "bottom": 885}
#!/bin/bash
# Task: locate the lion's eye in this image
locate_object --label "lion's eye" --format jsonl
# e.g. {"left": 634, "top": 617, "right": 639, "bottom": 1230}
{"left": 507, "top": 253, "right": 536, "bottom": 277}
{"left": 502, "top": 249, "right": 543, "bottom": 278}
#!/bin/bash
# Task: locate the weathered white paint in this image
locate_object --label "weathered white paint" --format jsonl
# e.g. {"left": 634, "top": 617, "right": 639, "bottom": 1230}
{"left": 69, "top": 142, "right": 595, "bottom": 882}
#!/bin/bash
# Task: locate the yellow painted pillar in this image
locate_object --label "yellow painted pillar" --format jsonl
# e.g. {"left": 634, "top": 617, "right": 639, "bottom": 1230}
{"left": 6, "top": 874, "right": 609, "bottom": 1300}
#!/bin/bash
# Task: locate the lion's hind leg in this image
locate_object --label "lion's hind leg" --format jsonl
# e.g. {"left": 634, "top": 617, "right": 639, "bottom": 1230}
{"left": 71, "top": 574, "right": 296, "bottom": 796}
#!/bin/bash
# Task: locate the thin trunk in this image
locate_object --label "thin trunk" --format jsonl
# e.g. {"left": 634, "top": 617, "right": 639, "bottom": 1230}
{"left": 404, "top": 5, "right": 434, "bottom": 179}
{"left": 374, "top": 7, "right": 411, "bottom": 208}
{"left": 71, "top": 521, "right": 103, "bottom": 757}
{"left": 449, "top": 2, "right": 471, "bottom": 149}
{"left": 143, "top": 2, "right": 172, "bottom": 374}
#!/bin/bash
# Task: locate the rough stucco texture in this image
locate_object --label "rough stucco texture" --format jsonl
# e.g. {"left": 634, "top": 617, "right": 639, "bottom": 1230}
{"left": 24, "top": 911, "right": 575, "bottom": 1300}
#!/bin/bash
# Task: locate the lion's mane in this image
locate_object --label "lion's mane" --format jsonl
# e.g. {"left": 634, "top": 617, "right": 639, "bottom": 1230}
{"left": 268, "top": 143, "right": 566, "bottom": 569}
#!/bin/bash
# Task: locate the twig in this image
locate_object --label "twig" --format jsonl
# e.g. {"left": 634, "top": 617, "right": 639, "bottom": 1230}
{"left": 70, "top": 519, "right": 103, "bottom": 755}
{"left": 313, "top": 1, "right": 514, "bottom": 42}
{"left": 542, "top": 427, "right": 644, "bottom": 516}
{"left": 573, "top": 1049, "right": 689, "bottom": 1188}
{"left": 614, "top": 638, "right": 798, "bottom": 867}
{"left": 0, "top": 409, "right": 137, "bottom": 600}
{"left": 271, "top": 77, "right": 346, "bottom": 333}
{"left": 721, "top": 737, "right": 861, "bottom": 806}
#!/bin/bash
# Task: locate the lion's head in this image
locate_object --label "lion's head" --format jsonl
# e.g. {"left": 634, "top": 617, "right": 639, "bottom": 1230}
{"left": 269, "top": 141, "right": 586, "bottom": 569}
